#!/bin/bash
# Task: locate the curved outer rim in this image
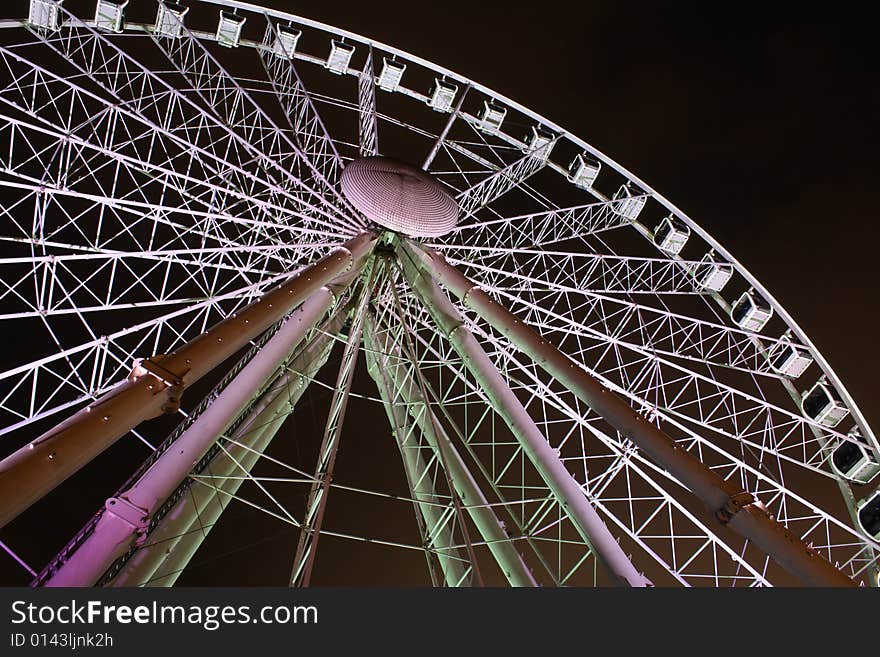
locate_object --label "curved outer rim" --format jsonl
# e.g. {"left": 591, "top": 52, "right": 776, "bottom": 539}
{"left": 2, "top": 1, "right": 874, "bottom": 453}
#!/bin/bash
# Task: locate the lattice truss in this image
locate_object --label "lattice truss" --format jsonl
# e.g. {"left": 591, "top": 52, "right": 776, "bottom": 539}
{"left": 0, "top": 2, "right": 876, "bottom": 587}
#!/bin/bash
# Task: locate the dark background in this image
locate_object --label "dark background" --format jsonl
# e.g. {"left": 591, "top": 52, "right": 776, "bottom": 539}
{"left": 2, "top": 0, "right": 878, "bottom": 585}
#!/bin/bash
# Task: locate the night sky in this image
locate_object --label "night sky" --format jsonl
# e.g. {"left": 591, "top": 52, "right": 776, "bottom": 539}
{"left": 1, "top": 0, "right": 877, "bottom": 586}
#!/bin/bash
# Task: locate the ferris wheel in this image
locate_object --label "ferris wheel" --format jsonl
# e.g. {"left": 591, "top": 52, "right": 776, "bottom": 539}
{"left": 0, "top": 0, "right": 877, "bottom": 587}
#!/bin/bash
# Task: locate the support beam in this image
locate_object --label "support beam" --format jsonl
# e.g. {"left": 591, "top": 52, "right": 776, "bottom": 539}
{"left": 364, "top": 314, "right": 472, "bottom": 587}
{"left": 289, "top": 266, "right": 375, "bottom": 587}
{"left": 41, "top": 256, "right": 371, "bottom": 586}
{"left": 0, "top": 232, "right": 375, "bottom": 530}
{"left": 397, "top": 241, "right": 650, "bottom": 587}
{"left": 45, "top": 292, "right": 340, "bottom": 586}
{"left": 365, "top": 312, "right": 537, "bottom": 586}
{"left": 115, "top": 395, "right": 280, "bottom": 587}
{"left": 398, "top": 238, "right": 856, "bottom": 587}
{"left": 107, "top": 309, "right": 349, "bottom": 587}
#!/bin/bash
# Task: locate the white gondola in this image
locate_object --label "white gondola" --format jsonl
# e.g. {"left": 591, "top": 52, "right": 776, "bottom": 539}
{"left": 857, "top": 491, "right": 880, "bottom": 540}
{"left": 94, "top": 0, "right": 126, "bottom": 33}
{"left": 155, "top": 2, "right": 188, "bottom": 38}
{"left": 653, "top": 215, "right": 690, "bottom": 255}
{"left": 730, "top": 290, "right": 773, "bottom": 332}
{"left": 831, "top": 429, "right": 880, "bottom": 484}
{"left": 325, "top": 40, "right": 355, "bottom": 75}
{"left": 477, "top": 101, "right": 506, "bottom": 135}
{"left": 272, "top": 25, "right": 301, "bottom": 58}
{"left": 28, "top": 0, "right": 62, "bottom": 31}
{"left": 216, "top": 11, "right": 245, "bottom": 48}
{"left": 427, "top": 79, "right": 457, "bottom": 112}
{"left": 801, "top": 379, "right": 849, "bottom": 427}
{"left": 767, "top": 337, "right": 812, "bottom": 378}
{"left": 377, "top": 58, "right": 406, "bottom": 92}
{"left": 568, "top": 153, "right": 600, "bottom": 190}
{"left": 693, "top": 253, "right": 733, "bottom": 292}
{"left": 611, "top": 183, "right": 646, "bottom": 221}
{"left": 523, "top": 126, "right": 555, "bottom": 161}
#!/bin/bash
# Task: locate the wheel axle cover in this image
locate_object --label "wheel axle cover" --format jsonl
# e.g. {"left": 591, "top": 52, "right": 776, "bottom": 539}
{"left": 340, "top": 156, "right": 458, "bottom": 238}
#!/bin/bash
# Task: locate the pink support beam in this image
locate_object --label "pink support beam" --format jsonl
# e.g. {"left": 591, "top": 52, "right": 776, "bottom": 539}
{"left": 0, "top": 232, "right": 376, "bottom": 530}
{"left": 42, "top": 249, "right": 372, "bottom": 586}
{"left": 108, "top": 309, "right": 350, "bottom": 587}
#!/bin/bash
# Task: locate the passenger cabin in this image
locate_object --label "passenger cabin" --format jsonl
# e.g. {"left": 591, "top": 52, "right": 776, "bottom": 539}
{"left": 653, "top": 215, "right": 690, "bottom": 255}
{"left": 427, "top": 79, "right": 457, "bottom": 112}
{"left": 857, "top": 492, "right": 880, "bottom": 540}
{"left": 325, "top": 41, "right": 355, "bottom": 75}
{"left": 28, "top": 0, "right": 62, "bottom": 31}
{"left": 94, "top": 0, "right": 127, "bottom": 33}
{"left": 693, "top": 254, "right": 733, "bottom": 292}
{"left": 524, "top": 126, "right": 555, "bottom": 161}
{"left": 378, "top": 58, "right": 406, "bottom": 92}
{"left": 831, "top": 429, "right": 880, "bottom": 484}
{"left": 611, "top": 184, "right": 646, "bottom": 221}
{"left": 568, "top": 154, "right": 601, "bottom": 190}
{"left": 767, "top": 338, "right": 813, "bottom": 378}
{"left": 216, "top": 11, "right": 245, "bottom": 48}
{"left": 730, "top": 291, "right": 773, "bottom": 332}
{"left": 477, "top": 101, "right": 506, "bottom": 135}
{"left": 272, "top": 26, "right": 301, "bottom": 59}
{"left": 155, "top": 2, "right": 188, "bottom": 38}
{"left": 801, "top": 379, "right": 849, "bottom": 427}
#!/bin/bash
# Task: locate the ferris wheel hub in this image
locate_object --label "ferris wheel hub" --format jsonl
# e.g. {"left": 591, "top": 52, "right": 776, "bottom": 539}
{"left": 340, "top": 156, "right": 458, "bottom": 238}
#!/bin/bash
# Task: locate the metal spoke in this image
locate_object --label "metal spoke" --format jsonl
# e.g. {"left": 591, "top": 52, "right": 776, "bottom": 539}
{"left": 357, "top": 46, "right": 379, "bottom": 157}
{"left": 146, "top": 7, "right": 360, "bottom": 229}
{"left": 437, "top": 197, "right": 646, "bottom": 251}
{"left": 258, "top": 18, "right": 344, "bottom": 186}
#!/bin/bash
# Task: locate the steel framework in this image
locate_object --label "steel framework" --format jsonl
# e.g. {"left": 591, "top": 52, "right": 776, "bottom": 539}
{"left": 0, "top": 1, "right": 877, "bottom": 587}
